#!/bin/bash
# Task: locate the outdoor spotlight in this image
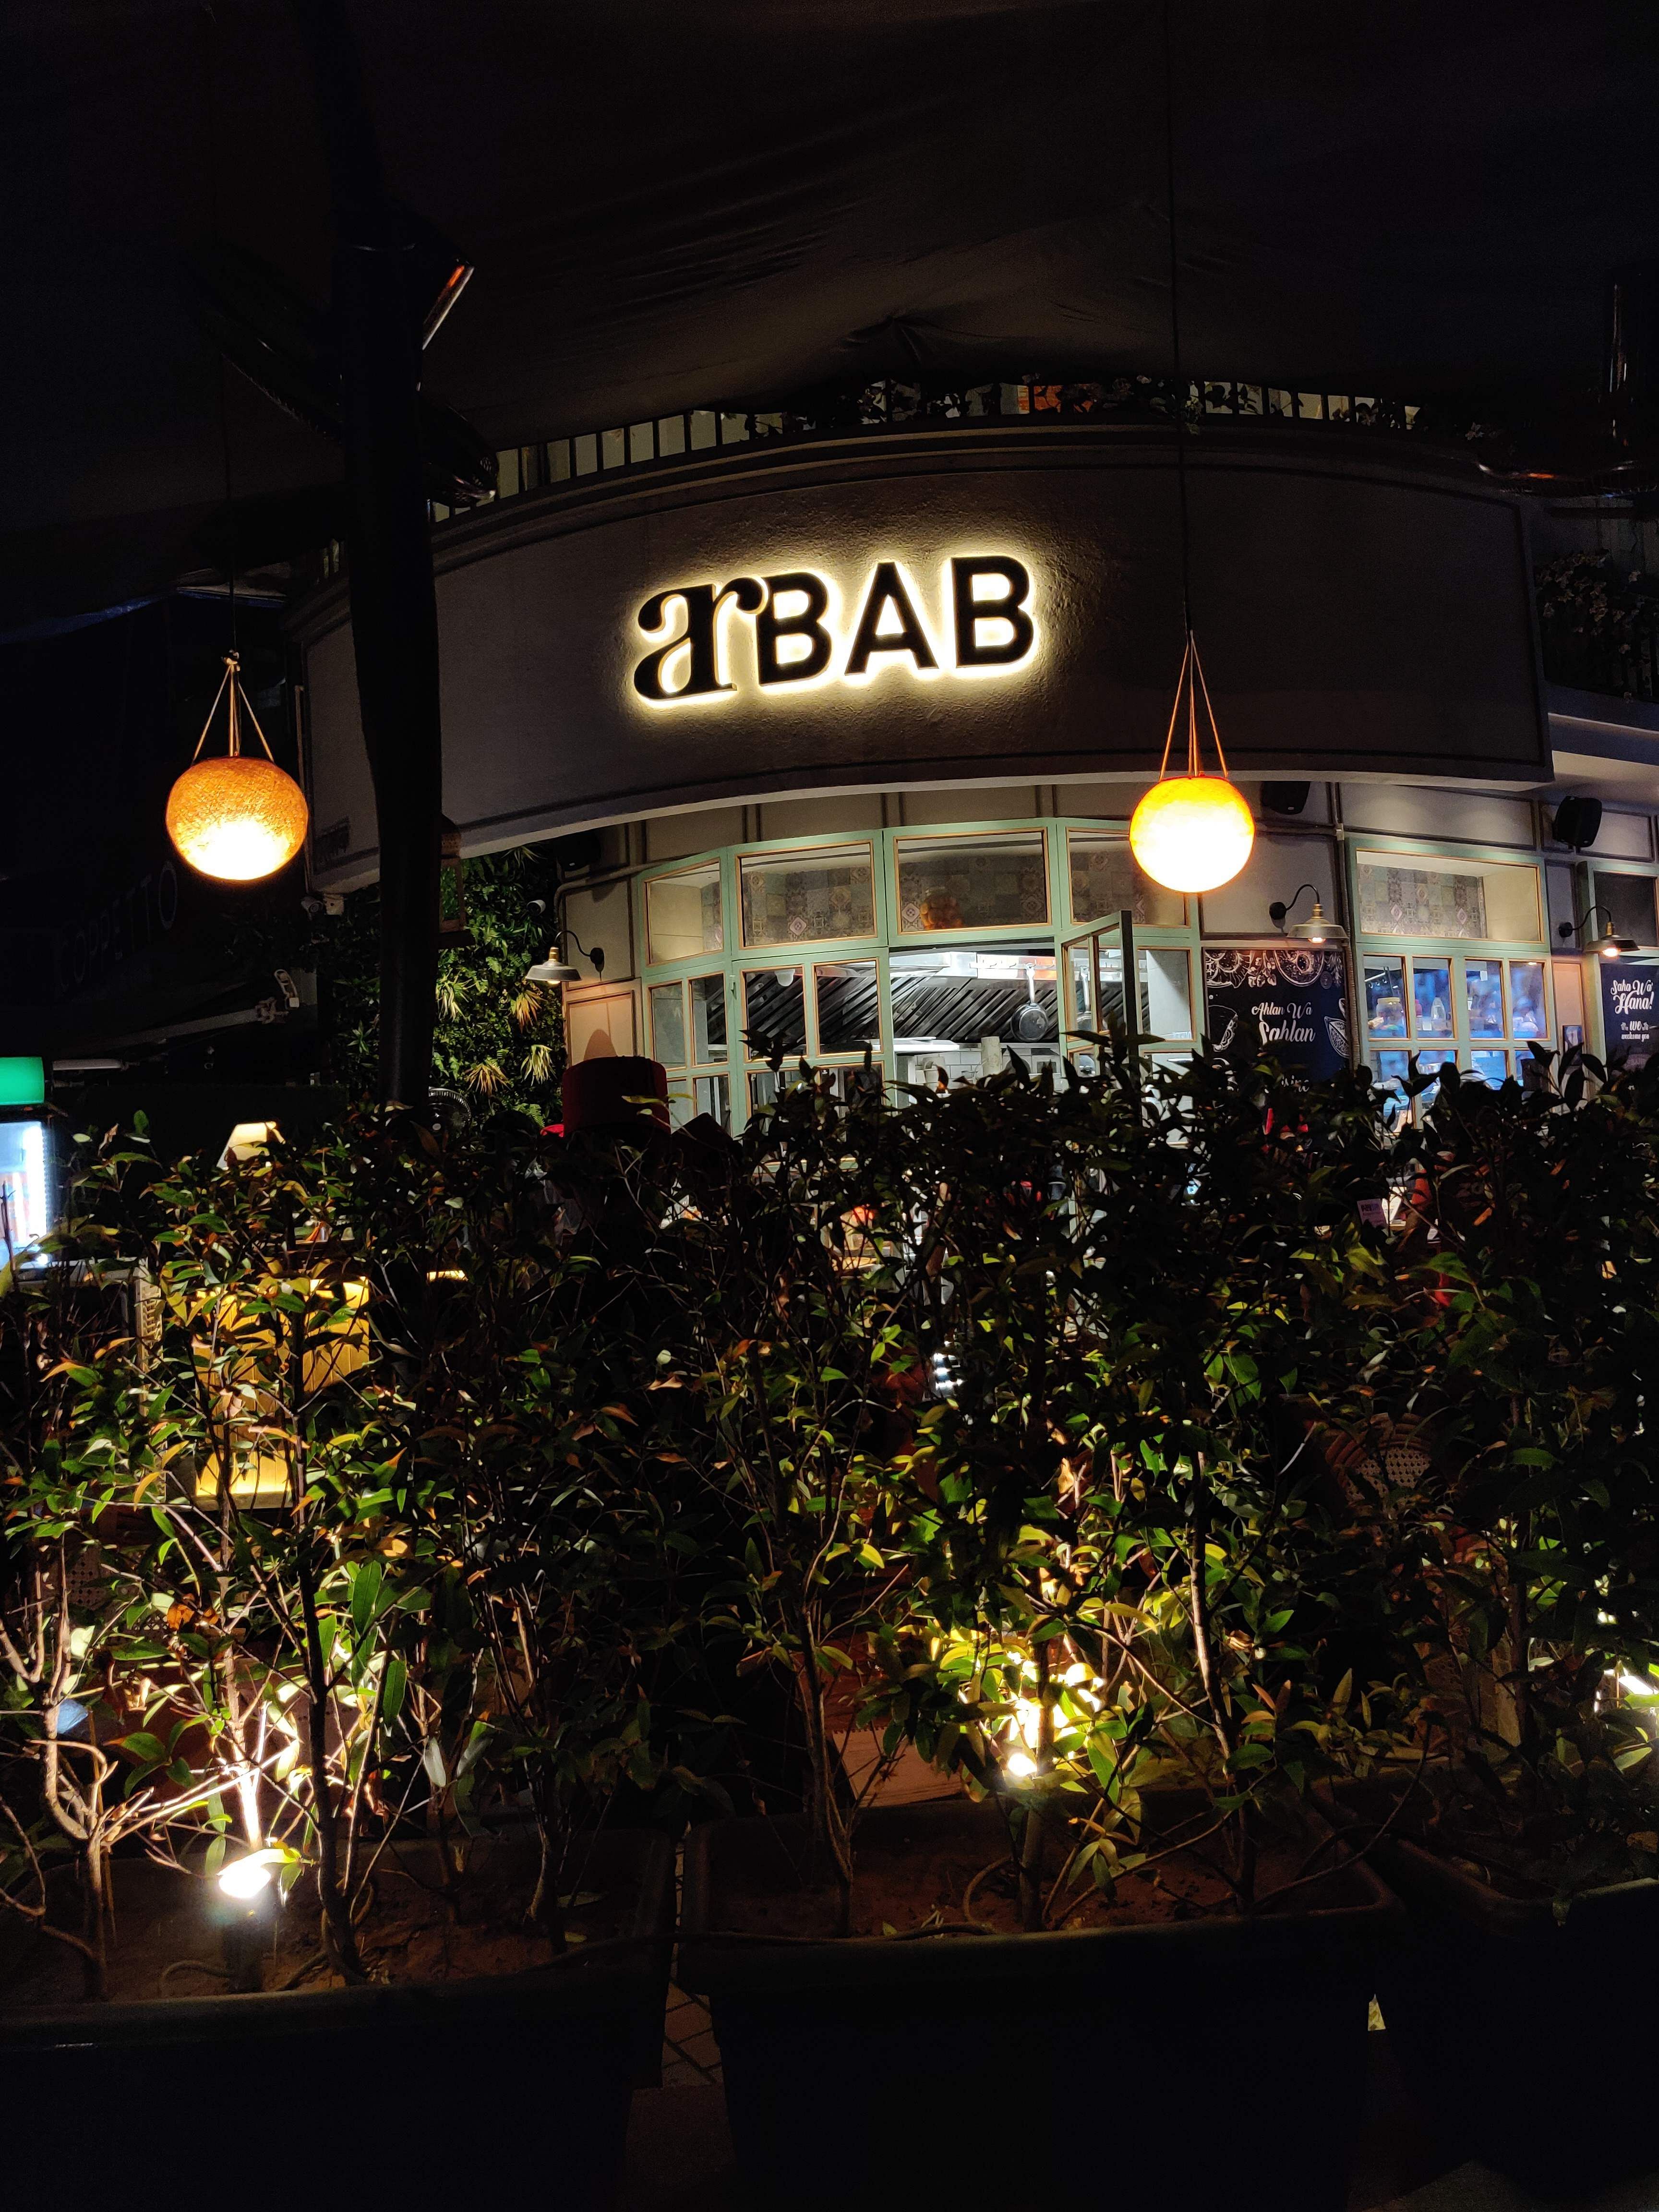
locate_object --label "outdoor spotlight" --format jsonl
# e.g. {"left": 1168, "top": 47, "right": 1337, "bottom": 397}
{"left": 1269, "top": 885, "right": 1348, "bottom": 946}
{"left": 217, "top": 1852, "right": 277, "bottom": 1901}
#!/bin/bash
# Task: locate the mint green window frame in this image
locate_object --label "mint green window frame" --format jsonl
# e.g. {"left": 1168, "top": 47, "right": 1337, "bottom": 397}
{"left": 635, "top": 819, "right": 1203, "bottom": 1129}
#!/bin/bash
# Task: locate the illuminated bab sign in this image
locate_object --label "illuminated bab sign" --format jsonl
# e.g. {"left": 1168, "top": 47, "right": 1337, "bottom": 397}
{"left": 631, "top": 554, "right": 1037, "bottom": 706}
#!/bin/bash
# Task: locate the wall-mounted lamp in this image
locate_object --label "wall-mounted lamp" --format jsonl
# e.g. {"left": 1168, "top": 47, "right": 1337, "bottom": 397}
{"left": 525, "top": 929, "right": 605, "bottom": 986}
{"left": 1559, "top": 905, "right": 1639, "bottom": 961}
{"left": 1268, "top": 884, "right": 1348, "bottom": 946}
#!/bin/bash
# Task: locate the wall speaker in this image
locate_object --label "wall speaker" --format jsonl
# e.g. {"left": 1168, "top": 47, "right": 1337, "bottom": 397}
{"left": 1262, "top": 781, "right": 1310, "bottom": 816}
{"left": 1550, "top": 795, "right": 1602, "bottom": 851}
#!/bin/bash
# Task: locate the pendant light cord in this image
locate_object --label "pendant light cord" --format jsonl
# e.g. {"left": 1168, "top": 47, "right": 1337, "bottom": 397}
{"left": 204, "top": 3, "right": 238, "bottom": 659}
{"left": 1163, "top": 0, "right": 1192, "bottom": 648}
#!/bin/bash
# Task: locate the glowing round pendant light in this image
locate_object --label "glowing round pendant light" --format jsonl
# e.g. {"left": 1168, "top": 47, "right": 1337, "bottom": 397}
{"left": 1130, "top": 631, "right": 1254, "bottom": 894}
{"left": 166, "top": 652, "right": 309, "bottom": 882}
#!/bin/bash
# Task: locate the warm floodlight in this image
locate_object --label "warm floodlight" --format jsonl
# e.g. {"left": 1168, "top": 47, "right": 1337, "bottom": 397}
{"left": 166, "top": 653, "right": 308, "bottom": 883}
{"left": 217, "top": 1849, "right": 281, "bottom": 1900}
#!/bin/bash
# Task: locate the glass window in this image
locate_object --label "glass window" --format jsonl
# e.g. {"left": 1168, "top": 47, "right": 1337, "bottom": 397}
{"left": 1411, "top": 960, "right": 1453, "bottom": 1038}
{"left": 739, "top": 845, "right": 874, "bottom": 948}
{"left": 1416, "top": 1048, "right": 1455, "bottom": 1109}
{"left": 895, "top": 831, "right": 1048, "bottom": 933}
{"left": 1357, "top": 852, "right": 1541, "bottom": 943}
{"left": 1463, "top": 960, "right": 1505, "bottom": 1039}
{"left": 646, "top": 862, "right": 724, "bottom": 963}
{"left": 649, "top": 982, "right": 686, "bottom": 1067}
{"left": 693, "top": 1074, "right": 731, "bottom": 1129}
{"left": 1593, "top": 872, "right": 1659, "bottom": 948}
{"left": 1373, "top": 1048, "right": 1410, "bottom": 1100}
{"left": 1468, "top": 1048, "right": 1508, "bottom": 1087}
{"left": 1067, "top": 832, "right": 1185, "bottom": 928}
{"left": 1509, "top": 961, "right": 1547, "bottom": 1039}
{"left": 689, "top": 973, "right": 728, "bottom": 1063}
{"left": 815, "top": 960, "right": 881, "bottom": 1056}
{"left": 1067, "top": 943, "right": 1193, "bottom": 1043}
{"left": 890, "top": 943, "right": 1057, "bottom": 1086}
{"left": 742, "top": 966, "right": 806, "bottom": 1059}
{"left": 1364, "top": 957, "right": 1408, "bottom": 1040}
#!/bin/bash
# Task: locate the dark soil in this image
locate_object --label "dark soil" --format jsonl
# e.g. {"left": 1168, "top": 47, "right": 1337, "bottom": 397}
{"left": 715, "top": 1812, "right": 1336, "bottom": 1941}
{"left": 1, "top": 1833, "right": 636, "bottom": 2007}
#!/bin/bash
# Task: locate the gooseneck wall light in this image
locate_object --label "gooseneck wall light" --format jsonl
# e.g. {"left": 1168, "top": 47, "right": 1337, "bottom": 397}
{"left": 1269, "top": 883, "right": 1349, "bottom": 946}
{"left": 1559, "top": 905, "right": 1640, "bottom": 961}
{"left": 525, "top": 929, "right": 606, "bottom": 986}
{"left": 166, "top": 653, "right": 310, "bottom": 882}
{"left": 1129, "top": 0, "right": 1255, "bottom": 899}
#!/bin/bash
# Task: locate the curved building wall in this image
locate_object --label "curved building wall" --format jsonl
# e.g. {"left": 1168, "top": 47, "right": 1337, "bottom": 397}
{"left": 292, "top": 422, "right": 1548, "bottom": 890}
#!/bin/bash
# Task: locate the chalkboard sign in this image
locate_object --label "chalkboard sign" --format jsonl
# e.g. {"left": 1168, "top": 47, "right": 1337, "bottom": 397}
{"left": 1599, "top": 960, "right": 1659, "bottom": 1069}
{"left": 1203, "top": 947, "right": 1350, "bottom": 1079}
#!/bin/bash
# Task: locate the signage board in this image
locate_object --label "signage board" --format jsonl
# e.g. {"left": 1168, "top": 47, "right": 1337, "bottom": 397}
{"left": 1203, "top": 947, "right": 1350, "bottom": 1079}
{"left": 294, "top": 426, "right": 1550, "bottom": 884}
{"left": 1599, "top": 960, "right": 1659, "bottom": 1069}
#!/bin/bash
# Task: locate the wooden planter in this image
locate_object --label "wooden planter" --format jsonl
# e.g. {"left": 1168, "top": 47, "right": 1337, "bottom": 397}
{"left": 681, "top": 1792, "right": 1401, "bottom": 2212}
{"left": 0, "top": 1827, "right": 673, "bottom": 2212}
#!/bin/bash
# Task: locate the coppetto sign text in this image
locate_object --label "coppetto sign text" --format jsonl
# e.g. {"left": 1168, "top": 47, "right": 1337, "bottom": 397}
{"left": 631, "top": 554, "right": 1038, "bottom": 706}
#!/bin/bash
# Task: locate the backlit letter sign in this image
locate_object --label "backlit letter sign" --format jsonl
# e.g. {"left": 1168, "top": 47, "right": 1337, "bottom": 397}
{"left": 631, "top": 554, "right": 1038, "bottom": 707}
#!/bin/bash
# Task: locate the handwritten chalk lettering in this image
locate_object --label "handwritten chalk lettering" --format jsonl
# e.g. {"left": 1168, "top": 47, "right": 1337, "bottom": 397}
{"left": 631, "top": 554, "right": 1039, "bottom": 707}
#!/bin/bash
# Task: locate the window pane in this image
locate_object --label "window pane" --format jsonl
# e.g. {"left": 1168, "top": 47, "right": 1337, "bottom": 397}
{"left": 1469, "top": 1048, "right": 1508, "bottom": 1086}
{"left": 815, "top": 960, "right": 881, "bottom": 1055}
{"left": 649, "top": 983, "right": 686, "bottom": 1066}
{"left": 1357, "top": 853, "right": 1541, "bottom": 943}
{"left": 1509, "top": 961, "right": 1547, "bottom": 1039}
{"left": 1464, "top": 960, "right": 1505, "bottom": 1039}
{"left": 1068, "top": 943, "right": 1190, "bottom": 1043}
{"left": 1593, "top": 872, "right": 1659, "bottom": 948}
{"left": 890, "top": 943, "right": 1056, "bottom": 1083}
{"left": 693, "top": 1074, "right": 730, "bottom": 1130}
{"left": 1364, "top": 957, "right": 1408, "bottom": 1040}
{"left": 647, "top": 862, "right": 724, "bottom": 962}
{"left": 1411, "top": 960, "right": 1453, "bottom": 1037}
{"left": 739, "top": 845, "right": 874, "bottom": 948}
{"left": 1373, "top": 1048, "right": 1410, "bottom": 1098}
{"left": 743, "top": 966, "right": 806, "bottom": 1058}
{"left": 1417, "top": 1048, "right": 1455, "bottom": 1109}
{"left": 690, "top": 973, "right": 727, "bottom": 1062}
{"left": 895, "top": 831, "right": 1048, "bottom": 932}
{"left": 1142, "top": 948, "right": 1193, "bottom": 1040}
{"left": 1067, "top": 833, "right": 1185, "bottom": 927}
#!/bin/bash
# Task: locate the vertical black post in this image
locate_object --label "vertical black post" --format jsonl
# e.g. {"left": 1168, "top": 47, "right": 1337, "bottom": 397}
{"left": 291, "top": 0, "right": 440, "bottom": 1108}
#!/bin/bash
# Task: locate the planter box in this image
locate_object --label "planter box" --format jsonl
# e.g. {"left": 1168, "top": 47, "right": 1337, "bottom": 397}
{"left": 681, "top": 1792, "right": 1401, "bottom": 2212}
{"left": 1326, "top": 1775, "right": 1659, "bottom": 2197}
{"left": 0, "top": 1827, "right": 673, "bottom": 2212}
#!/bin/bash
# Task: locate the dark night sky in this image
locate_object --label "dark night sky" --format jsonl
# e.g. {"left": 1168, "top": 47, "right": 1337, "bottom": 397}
{"left": 5, "top": 0, "right": 1658, "bottom": 623}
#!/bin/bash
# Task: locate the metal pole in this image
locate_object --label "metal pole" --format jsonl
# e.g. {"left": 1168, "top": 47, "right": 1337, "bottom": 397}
{"left": 289, "top": 0, "right": 440, "bottom": 1109}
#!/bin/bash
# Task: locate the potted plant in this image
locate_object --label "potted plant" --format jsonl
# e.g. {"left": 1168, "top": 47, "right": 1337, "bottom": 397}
{"left": 1322, "top": 1049, "right": 1659, "bottom": 2196}
{"left": 678, "top": 1045, "right": 1405, "bottom": 2211}
{"left": 0, "top": 1112, "right": 680, "bottom": 2210}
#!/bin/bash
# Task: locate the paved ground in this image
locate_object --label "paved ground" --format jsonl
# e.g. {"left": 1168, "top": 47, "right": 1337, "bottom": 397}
{"left": 622, "top": 2077, "right": 1659, "bottom": 2212}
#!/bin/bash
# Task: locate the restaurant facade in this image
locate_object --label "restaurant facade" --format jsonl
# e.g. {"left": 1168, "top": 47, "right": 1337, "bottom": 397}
{"left": 292, "top": 383, "right": 1659, "bottom": 1123}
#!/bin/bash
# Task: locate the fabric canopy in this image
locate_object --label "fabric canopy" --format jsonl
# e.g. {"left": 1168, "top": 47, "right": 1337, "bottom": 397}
{"left": 6, "top": 0, "right": 1656, "bottom": 621}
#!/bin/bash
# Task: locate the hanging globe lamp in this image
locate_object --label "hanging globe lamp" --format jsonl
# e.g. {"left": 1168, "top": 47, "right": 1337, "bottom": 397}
{"left": 1129, "top": 630, "right": 1254, "bottom": 895}
{"left": 166, "top": 652, "right": 309, "bottom": 883}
